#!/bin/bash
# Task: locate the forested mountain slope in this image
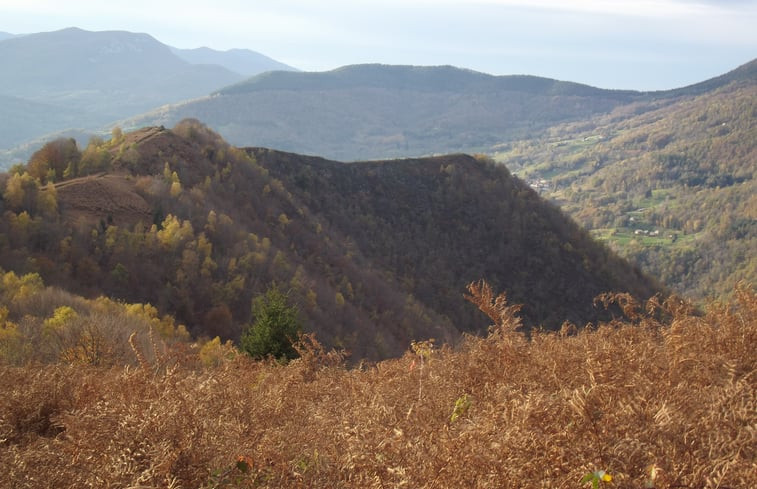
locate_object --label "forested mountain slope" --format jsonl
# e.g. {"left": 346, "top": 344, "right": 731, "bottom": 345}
{"left": 252, "top": 147, "right": 658, "bottom": 331}
{"left": 119, "top": 61, "right": 754, "bottom": 164}
{"left": 497, "top": 66, "right": 756, "bottom": 300}
{"left": 122, "top": 64, "right": 646, "bottom": 161}
{"left": 0, "top": 121, "right": 661, "bottom": 359}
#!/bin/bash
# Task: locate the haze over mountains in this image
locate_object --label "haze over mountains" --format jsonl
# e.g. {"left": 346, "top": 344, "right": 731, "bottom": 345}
{"left": 0, "top": 27, "right": 295, "bottom": 162}
{"left": 170, "top": 46, "right": 296, "bottom": 77}
{"left": 1, "top": 27, "right": 752, "bottom": 168}
{"left": 127, "top": 64, "right": 643, "bottom": 162}
{"left": 123, "top": 59, "right": 756, "bottom": 162}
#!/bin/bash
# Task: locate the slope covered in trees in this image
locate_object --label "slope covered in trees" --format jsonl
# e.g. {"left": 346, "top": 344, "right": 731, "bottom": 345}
{"left": 251, "top": 147, "right": 658, "bottom": 331}
{"left": 120, "top": 60, "right": 754, "bottom": 164}
{"left": 497, "top": 69, "right": 755, "bottom": 301}
{"left": 121, "top": 64, "right": 649, "bottom": 162}
{"left": 0, "top": 121, "right": 660, "bottom": 359}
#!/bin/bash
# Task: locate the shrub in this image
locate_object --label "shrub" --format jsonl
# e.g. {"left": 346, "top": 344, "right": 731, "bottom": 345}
{"left": 240, "top": 285, "right": 302, "bottom": 361}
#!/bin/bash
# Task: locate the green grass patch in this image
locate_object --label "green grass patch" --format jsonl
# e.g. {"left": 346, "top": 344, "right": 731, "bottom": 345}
{"left": 592, "top": 227, "right": 700, "bottom": 249}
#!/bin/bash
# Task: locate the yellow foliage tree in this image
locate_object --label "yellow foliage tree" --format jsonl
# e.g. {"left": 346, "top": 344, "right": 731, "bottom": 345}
{"left": 198, "top": 336, "right": 237, "bottom": 367}
{"left": 157, "top": 214, "right": 194, "bottom": 251}
{"left": 43, "top": 306, "right": 79, "bottom": 336}
{"left": 1, "top": 270, "right": 44, "bottom": 302}
{"left": 0, "top": 306, "right": 23, "bottom": 364}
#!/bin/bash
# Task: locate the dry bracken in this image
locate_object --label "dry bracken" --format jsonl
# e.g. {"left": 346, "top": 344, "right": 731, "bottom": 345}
{"left": 1, "top": 282, "right": 755, "bottom": 488}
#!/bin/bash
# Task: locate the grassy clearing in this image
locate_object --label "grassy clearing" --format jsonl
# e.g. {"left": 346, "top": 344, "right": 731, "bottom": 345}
{"left": 591, "top": 227, "right": 699, "bottom": 249}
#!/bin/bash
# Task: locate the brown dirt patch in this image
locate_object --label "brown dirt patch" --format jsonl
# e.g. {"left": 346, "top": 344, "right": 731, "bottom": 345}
{"left": 54, "top": 173, "right": 152, "bottom": 229}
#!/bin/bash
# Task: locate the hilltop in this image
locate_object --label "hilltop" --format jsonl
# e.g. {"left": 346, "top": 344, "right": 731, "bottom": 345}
{"left": 0, "top": 121, "right": 661, "bottom": 359}
{"left": 0, "top": 28, "right": 241, "bottom": 116}
{"left": 170, "top": 46, "right": 297, "bottom": 77}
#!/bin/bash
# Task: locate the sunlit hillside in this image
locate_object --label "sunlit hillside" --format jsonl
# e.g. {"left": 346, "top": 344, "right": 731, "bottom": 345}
{"left": 497, "top": 72, "right": 756, "bottom": 301}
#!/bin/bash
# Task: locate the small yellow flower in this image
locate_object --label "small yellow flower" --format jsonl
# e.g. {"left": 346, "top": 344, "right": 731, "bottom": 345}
{"left": 582, "top": 470, "right": 612, "bottom": 488}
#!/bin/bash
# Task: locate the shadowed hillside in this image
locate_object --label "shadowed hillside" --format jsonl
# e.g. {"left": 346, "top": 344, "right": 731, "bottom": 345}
{"left": 251, "top": 147, "right": 659, "bottom": 331}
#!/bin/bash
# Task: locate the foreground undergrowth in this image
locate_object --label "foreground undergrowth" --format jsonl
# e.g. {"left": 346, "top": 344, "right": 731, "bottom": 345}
{"left": 1, "top": 282, "right": 755, "bottom": 488}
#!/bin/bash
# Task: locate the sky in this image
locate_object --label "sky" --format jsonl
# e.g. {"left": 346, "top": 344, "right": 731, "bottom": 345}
{"left": 1, "top": 0, "right": 756, "bottom": 90}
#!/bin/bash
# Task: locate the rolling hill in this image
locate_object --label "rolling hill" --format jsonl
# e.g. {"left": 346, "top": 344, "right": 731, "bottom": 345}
{"left": 121, "top": 63, "right": 648, "bottom": 161}
{"left": 120, "top": 61, "right": 754, "bottom": 163}
{"left": 0, "top": 121, "right": 661, "bottom": 359}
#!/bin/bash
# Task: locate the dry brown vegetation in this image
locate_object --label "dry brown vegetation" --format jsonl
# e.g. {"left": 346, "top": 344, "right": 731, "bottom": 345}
{"left": 1, "top": 282, "right": 755, "bottom": 488}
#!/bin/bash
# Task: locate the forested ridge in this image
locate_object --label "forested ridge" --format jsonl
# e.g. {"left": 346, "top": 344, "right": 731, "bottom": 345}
{"left": 252, "top": 147, "right": 657, "bottom": 331}
{"left": 120, "top": 64, "right": 649, "bottom": 163}
{"left": 0, "top": 120, "right": 660, "bottom": 360}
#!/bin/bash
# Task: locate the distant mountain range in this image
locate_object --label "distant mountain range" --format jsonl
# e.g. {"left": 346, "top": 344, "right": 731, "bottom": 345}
{"left": 1, "top": 27, "right": 753, "bottom": 169}
{"left": 170, "top": 46, "right": 297, "bottom": 77}
{"left": 119, "top": 60, "right": 755, "bottom": 162}
{"left": 0, "top": 27, "right": 296, "bottom": 164}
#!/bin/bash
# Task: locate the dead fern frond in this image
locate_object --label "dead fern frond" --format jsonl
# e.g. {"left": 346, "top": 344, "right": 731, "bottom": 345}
{"left": 129, "top": 332, "right": 148, "bottom": 370}
{"left": 593, "top": 291, "right": 642, "bottom": 321}
{"left": 662, "top": 293, "right": 697, "bottom": 319}
{"left": 464, "top": 280, "right": 522, "bottom": 332}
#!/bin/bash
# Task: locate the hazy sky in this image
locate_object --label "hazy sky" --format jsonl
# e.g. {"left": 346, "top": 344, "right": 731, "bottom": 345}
{"left": 2, "top": 0, "right": 756, "bottom": 90}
